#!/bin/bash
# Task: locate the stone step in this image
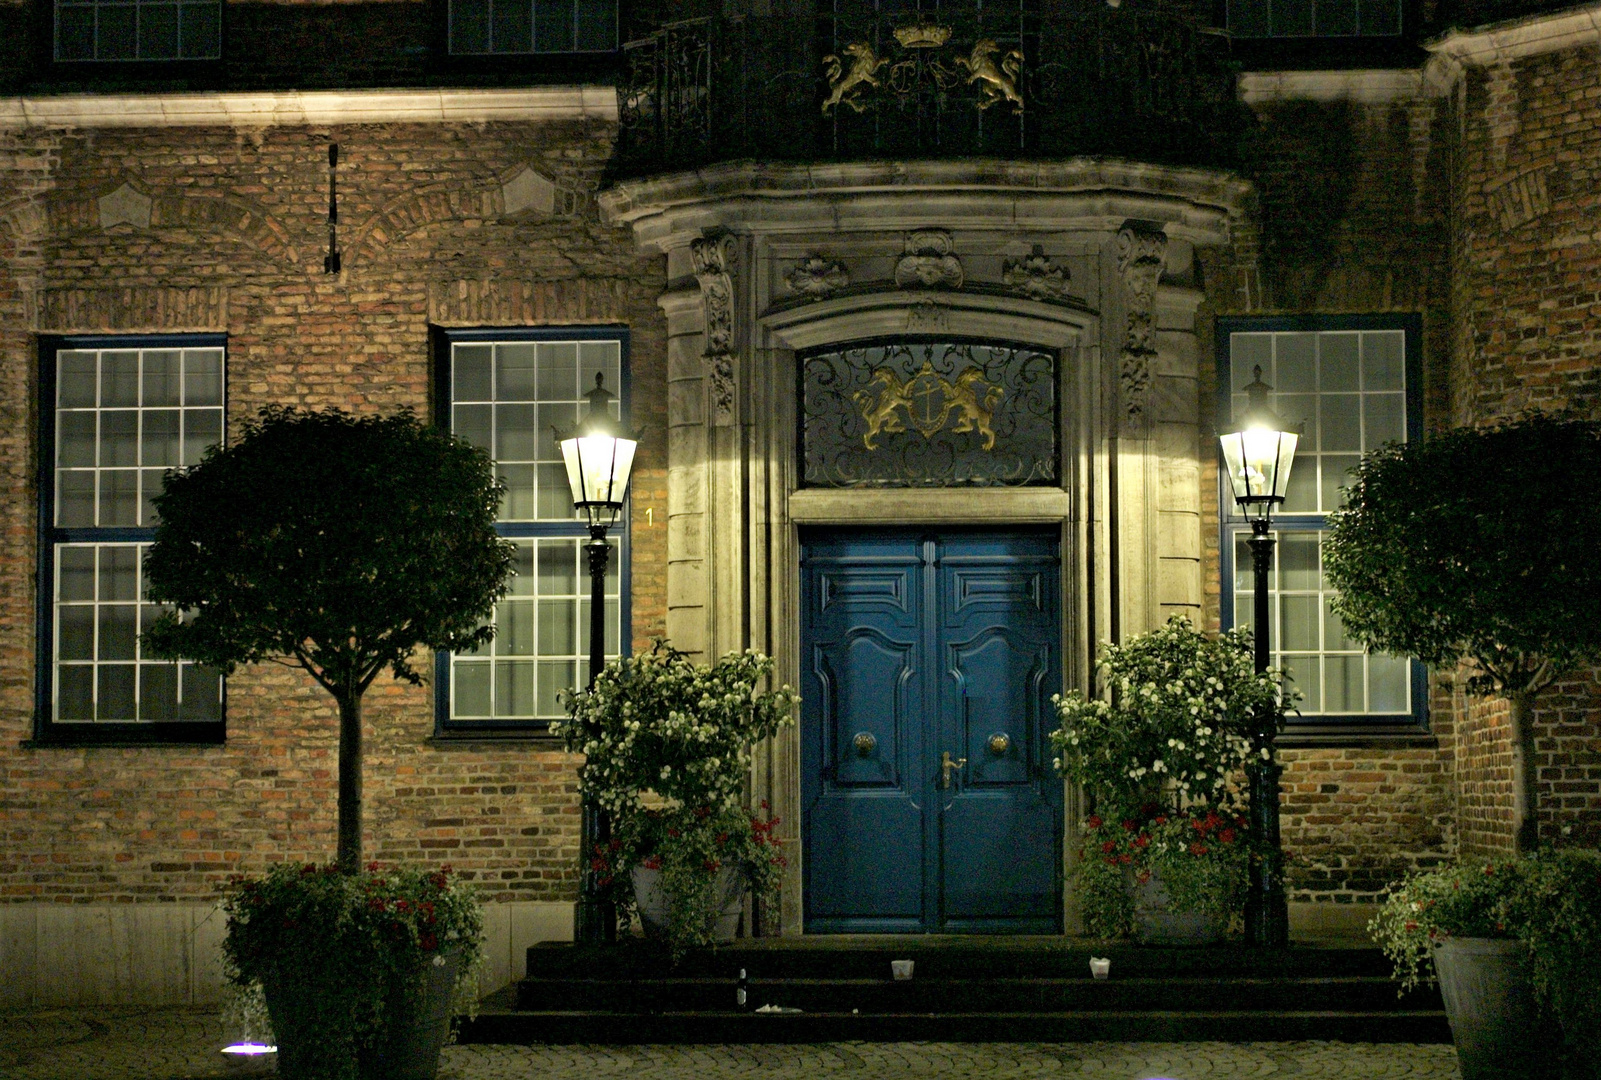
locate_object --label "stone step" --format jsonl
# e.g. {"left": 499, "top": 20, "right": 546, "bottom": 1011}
{"left": 515, "top": 974, "right": 1438, "bottom": 1014}
{"left": 460, "top": 1005, "right": 1453, "bottom": 1045}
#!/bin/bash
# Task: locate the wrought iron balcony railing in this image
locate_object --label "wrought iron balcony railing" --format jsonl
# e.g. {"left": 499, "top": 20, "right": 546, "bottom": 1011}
{"left": 614, "top": 5, "right": 1249, "bottom": 179}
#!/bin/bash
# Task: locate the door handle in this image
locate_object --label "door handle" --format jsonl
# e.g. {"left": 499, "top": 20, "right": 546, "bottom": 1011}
{"left": 940, "top": 751, "right": 968, "bottom": 789}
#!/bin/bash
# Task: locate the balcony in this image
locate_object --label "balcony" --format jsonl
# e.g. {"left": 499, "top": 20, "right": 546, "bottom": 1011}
{"left": 613, "top": 5, "right": 1250, "bottom": 180}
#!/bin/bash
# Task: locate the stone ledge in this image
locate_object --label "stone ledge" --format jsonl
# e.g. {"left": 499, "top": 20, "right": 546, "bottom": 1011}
{"left": 0, "top": 86, "right": 617, "bottom": 131}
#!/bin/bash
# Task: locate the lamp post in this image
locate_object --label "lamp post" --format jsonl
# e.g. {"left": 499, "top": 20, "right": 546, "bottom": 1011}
{"left": 557, "top": 372, "right": 638, "bottom": 945}
{"left": 1219, "top": 365, "right": 1301, "bottom": 950}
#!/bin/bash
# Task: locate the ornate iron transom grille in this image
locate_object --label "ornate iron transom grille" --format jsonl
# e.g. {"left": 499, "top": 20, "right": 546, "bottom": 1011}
{"left": 802, "top": 341, "right": 1056, "bottom": 487}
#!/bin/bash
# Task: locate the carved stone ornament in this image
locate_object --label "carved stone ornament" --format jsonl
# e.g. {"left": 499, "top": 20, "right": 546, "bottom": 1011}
{"left": 1116, "top": 226, "right": 1168, "bottom": 430}
{"left": 691, "top": 233, "right": 739, "bottom": 422}
{"left": 894, "top": 230, "right": 964, "bottom": 290}
{"left": 1002, "top": 244, "right": 1070, "bottom": 301}
{"left": 98, "top": 183, "right": 152, "bottom": 230}
{"left": 785, "top": 255, "right": 849, "bottom": 299}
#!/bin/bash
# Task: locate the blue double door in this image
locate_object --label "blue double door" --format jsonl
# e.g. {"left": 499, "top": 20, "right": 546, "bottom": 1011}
{"left": 800, "top": 529, "right": 1063, "bottom": 933}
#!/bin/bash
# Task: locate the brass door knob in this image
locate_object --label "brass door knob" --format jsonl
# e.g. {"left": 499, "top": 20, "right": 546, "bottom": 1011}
{"left": 853, "top": 731, "right": 877, "bottom": 756}
{"left": 987, "top": 732, "right": 1011, "bottom": 755}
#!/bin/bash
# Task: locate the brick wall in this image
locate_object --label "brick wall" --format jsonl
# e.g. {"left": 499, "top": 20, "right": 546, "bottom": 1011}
{"left": 1445, "top": 40, "right": 1601, "bottom": 855}
{"left": 1196, "top": 91, "right": 1461, "bottom": 902}
{"left": 0, "top": 116, "right": 668, "bottom": 904}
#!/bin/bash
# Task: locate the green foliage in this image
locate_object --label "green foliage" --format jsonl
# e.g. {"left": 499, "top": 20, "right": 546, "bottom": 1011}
{"left": 597, "top": 802, "right": 787, "bottom": 958}
{"left": 553, "top": 642, "right": 797, "bottom": 956}
{"left": 143, "top": 405, "right": 515, "bottom": 694}
{"left": 1051, "top": 617, "right": 1290, "bottom": 935}
{"left": 1051, "top": 616, "right": 1290, "bottom": 817}
{"left": 222, "top": 862, "right": 484, "bottom": 1080}
{"left": 1075, "top": 805, "right": 1250, "bottom": 938}
{"left": 1369, "top": 849, "right": 1601, "bottom": 1064}
{"left": 1324, "top": 414, "right": 1601, "bottom": 698}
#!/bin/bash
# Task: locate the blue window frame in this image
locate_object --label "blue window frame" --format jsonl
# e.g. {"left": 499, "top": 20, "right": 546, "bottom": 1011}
{"left": 446, "top": 0, "right": 616, "bottom": 55}
{"left": 34, "top": 334, "right": 227, "bottom": 746}
{"left": 1217, "top": 315, "right": 1428, "bottom": 738}
{"left": 431, "top": 326, "right": 630, "bottom": 736}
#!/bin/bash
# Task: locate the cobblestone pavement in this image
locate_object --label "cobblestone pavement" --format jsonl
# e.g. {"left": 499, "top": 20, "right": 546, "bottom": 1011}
{"left": 0, "top": 1007, "right": 1462, "bottom": 1080}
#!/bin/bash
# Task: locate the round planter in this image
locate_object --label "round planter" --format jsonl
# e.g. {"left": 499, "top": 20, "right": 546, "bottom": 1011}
{"left": 632, "top": 863, "right": 745, "bottom": 943}
{"left": 1432, "top": 937, "right": 1558, "bottom": 1080}
{"left": 262, "top": 948, "right": 461, "bottom": 1080}
{"left": 1125, "top": 867, "right": 1225, "bottom": 945}
{"left": 359, "top": 948, "right": 462, "bottom": 1080}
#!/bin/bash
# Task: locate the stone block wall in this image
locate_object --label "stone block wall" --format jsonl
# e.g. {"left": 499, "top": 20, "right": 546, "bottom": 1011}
{"left": 0, "top": 112, "right": 667, "bottom": 906}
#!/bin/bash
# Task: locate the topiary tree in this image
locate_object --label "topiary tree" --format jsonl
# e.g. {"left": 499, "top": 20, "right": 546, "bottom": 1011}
{"left": 143, "top": 406, "right": 515, "bottom": 873}
{"left": 1323, "top": 413, "right": 1601, "bottom": 851}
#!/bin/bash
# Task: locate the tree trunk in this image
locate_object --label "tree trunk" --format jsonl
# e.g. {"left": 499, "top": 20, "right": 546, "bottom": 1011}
{"left": 337, "top": 690, "right": 364, "bottom": 874}
{"left": 1508, "top": 692, "right": 1539, "bottom": 854}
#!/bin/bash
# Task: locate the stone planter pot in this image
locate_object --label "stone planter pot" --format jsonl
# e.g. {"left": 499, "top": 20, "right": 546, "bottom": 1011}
{"left": 263, "top": 948, "right": 461, "bottom": 1080}
{"left": 1125, "top": 867, "right": 1225, "bottom": 945}
{"left": 359, "top": 948, "right": 463, "bottom": 1080}
{"left": 632, "top": 863, "right": 745, "bottom": 943}
{"left": 1432, "top": 937, "right": 1559, "bottom": 1080}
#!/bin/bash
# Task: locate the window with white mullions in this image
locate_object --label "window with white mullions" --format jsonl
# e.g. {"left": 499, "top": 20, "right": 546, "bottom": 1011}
{"left": 38, "top": 337, "right": 227, "bottom": 743}
{"left": 447, "top": 0, "right": 617, "bottom": 54}
{"left": 1218, "top": 318, "right": 1424, "bottom": 733}
{"left": 436, "top": 329, "right": 629, "bottom": 732}
{"left": 55, "top": 0, "right": 221, "bottom": 61}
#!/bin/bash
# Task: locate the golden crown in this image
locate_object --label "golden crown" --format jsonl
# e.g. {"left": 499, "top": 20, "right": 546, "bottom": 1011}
{"left": 893, "top": 21, "right": 952, "bottom": 49}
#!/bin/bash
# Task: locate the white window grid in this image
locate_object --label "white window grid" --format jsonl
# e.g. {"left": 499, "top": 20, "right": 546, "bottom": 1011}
{"left": 1225, "top": 327, "right": 1412, "bottom": 719}
{"left": 55, "top": 0, "right": 222, "bottom": 61}
{"left": 450, "top": 339, "right": 621, "bottom": 523}
{"left": 53, "top": 542, "right": 222, "bottom": 723}
{"left": 446, "top": 0, "right": 618, "bottom": 55}
{"left": 448, "top": 336, "right": 626, "bottom": 723}
{"left": 450, "top": 538, "right": 621, "bottom": 720}
{"left": 55, "top": 347, "right": 224, "bottom": 529}
{"left": 1232, "top": 529, "right": 1411, "bottom": 716}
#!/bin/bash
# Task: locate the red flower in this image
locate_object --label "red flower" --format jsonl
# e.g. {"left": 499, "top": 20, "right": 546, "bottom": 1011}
{"left": 1189, "top": 842, "right": 1209, "bottom": 856}
{"left": 717, "top": 832, "right": 729, "bottom": 846}
{"left": 1087, "top": 815, "right": 1103, "bottom": 828}
{"left": 642, "top": 855, "right": 662, "bottom": 870}
{"left": 366, "top": 861, "right": 381, "bottom": 872}
{"left": 1104, "top": 856, "right": 1119, "bottom": 867}
{"left": 1154, "top": 816, "right": 1167, "bottom": 826}
{"left": 591, "top": 857, "right": 609, "bottom": 873}
{"left": 703, "top": 859, "right": 721, "bottom": 873}
{"left": 419, "top": 932, "right": 438, "bottom": 951}
{"left": 1117, "top": 854, "right": 1133, "bottom": 864}
{"left": 1219, "top": 828, "right": 1236, "bottom": 844}
{"left": 1121, "top": 820, "right": 1136, "bottom": 831}
{"left": 1134, "top": 834, "right": 1150, "bottom": 848}
{"left": 1404, "top": 921, "right": 1418, "bottom": 931}
{"left": 667, "top": 828, "right": 681, "bottom": 839}
{"left": 395, "top": 899, "right": 411, "bottom": 913}
{"left": 1137, "top": 871, "right": 1152, "bottom": 884}
{"left": 1101, "top": 841, "right": 1117, "bottom": 854}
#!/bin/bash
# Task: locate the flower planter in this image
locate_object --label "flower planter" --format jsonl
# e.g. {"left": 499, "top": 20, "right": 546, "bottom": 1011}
{"left": 1126, "top": 867, "right": 1225, "bottom": 945}
{"left": 263, "top": 948, "right": 461, "bottom": 1080}
{"left": 1432, "top": 937, "right": 1559, "bottom": 1080}
{"left": 359, "top": 948, "right": 462, "bottom": 1080}
{"left": 632, "top": 863, "right": 745, "bottom": 944}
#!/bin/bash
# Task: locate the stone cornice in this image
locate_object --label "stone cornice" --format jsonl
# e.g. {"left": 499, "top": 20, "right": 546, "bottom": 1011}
{"left": 1427, "top": 0, "right": 1601, "bottom": 66}
{"left": 1238, "top": 70, "right": 1428, "bottom": 105}
{"left": 598, "top": 159, "right": 1251, "bottom": 252}
{"left": 0, "top": 85, "right": 617, "bottom": 130}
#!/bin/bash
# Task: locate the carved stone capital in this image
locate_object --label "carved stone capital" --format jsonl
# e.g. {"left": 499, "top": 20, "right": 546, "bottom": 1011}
{"left": 785, "top": 255, "right": 849, "bottom": 299}
{"left": 691, "top": 232, "right": 739, "bottom": 422}
{"left": 894, "top": 229, "right": 963, "bottom": 290}
{"left": 1002, "top": 244, "right": 1070, "bottom": 301}
{"left": 1115, "top": 225, "right": 1169, "bottom": 432}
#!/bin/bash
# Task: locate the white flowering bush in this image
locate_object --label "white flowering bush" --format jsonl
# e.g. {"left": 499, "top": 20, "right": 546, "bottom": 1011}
{"left": 553, "top": 641, "right": 797, "bottom": 954}
{"left": 1050, "top": 615, "right": 1289, "bottom": 815}
{"left": 1050, "top": 616, "right": 1295, "bottom": 936}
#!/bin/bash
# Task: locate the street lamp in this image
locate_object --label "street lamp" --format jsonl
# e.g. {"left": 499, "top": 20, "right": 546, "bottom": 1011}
{"left": 557, "top": 372, "right": 638, "bottom": 945}
{"left": 1220, "top": 364, "right": 1301, "bottom": 949}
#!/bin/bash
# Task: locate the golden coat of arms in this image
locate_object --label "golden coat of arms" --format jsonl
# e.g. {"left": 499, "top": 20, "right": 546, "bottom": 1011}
{"left": 852, "top": 361, "right": 1004, "bottom": 451}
